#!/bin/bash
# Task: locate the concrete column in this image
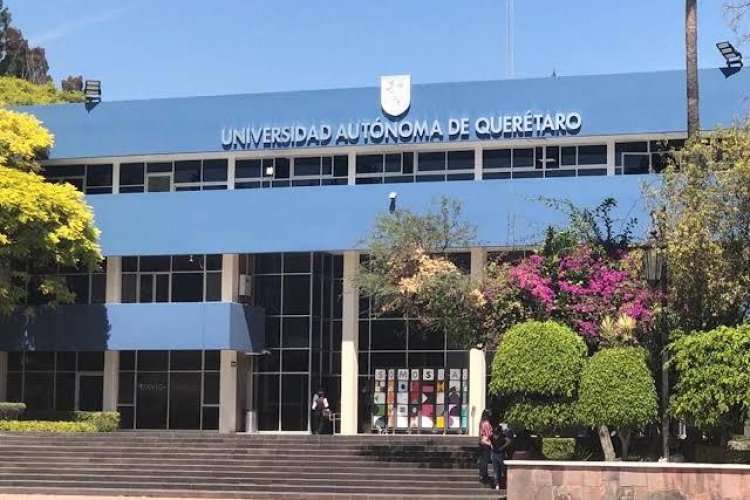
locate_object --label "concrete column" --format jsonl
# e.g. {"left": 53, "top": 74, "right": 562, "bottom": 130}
{"left": 340, "top": 251, "right": 360, "bottom": 435}
{"left": 103, "top": 351, "right": 119, "bottom": 411}
{"left": 219, "top": 349, "right": 239, "bottom": 433}
{"left": 111, "top": 162, "right": 120, "bottom": 194}
{"left": 0, "top": 352, "right": 7, "bottom": 401}
{"left": 468, "top": 348, "right": 487, "bottom": 437}
{"left": 474, "top": 145, "right": 483, "bottom": 180}
{"left": 347, "top": 152, "right": 356, "bottom": 185}
{"left": 105, "top": 256, "right": 122, "bottom": 303}
{"left": 606, "top": 140, "right": 616, "bottom": 176}
{"left": 469, "top": 247, "right": 488, "bottom": 437}
{"left": 227, "top": 157, "right": 236, "bottom": 190}
{"left": 470, "top": 247, "right": 487, "bottom": 282}
{"left": 221, "top": 254, "right": 239, "bottom": 302}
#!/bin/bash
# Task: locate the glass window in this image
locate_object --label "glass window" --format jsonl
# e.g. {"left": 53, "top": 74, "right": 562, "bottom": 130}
{"left": 283, "top": 275, "right": 310, "bottom": 315}
{"left": 483, "top": 149, "right": 511, "bottom": 169}
{"left": 86, "top": 164, "right": 113, "bottom": 187}
{"left": 203, "top": 372, "right": 219, "bottom": 404}
{"left": 370, "top": 320, "right": 407, "bottom": 350}
{"left": 174, "top": 160, "right": 201, "bottom": 184}
{"left": 274, "top": 158, "right": 290, "bottom": 179}
{"left": 78, "top": 351, "right": 104, "bottom": 371}
{"left": 578, "top": 145, "right": 607, "bottom": 165}
{"left": 512, "top": 148, "right": 535, "bottom": 168}
{"left": 204, "top": 350, "right": 220, "bottom": 371}
{"left": 205, "top": 254, "right": 222, "bottom": 271}
{"left": 122, "top": 274, "right": 137, "bottom": 303}
{"left": 171, "top": 273, "right": 203, "bottom": 302}
{"left": 561, "top": 147, "right": 577, "bottom": 166}
{"left": 205, "top": 272, "right": 221, "bottom": 301}
{"left": 284, "top": 253, "right": 311, "bottom": 274}
{"left": 282, "top": 349, "right": 309, "bottom": 372}
{"left": 356, "top": 154, "right": 383, "bottom": 174}
{"left": 147, "top": 162, "right": 172, "bottom": 173}
{"left": 333, "top": 156, "right": 348, "bottom": 177}
{"left": 447, "top": 150, "right": 474, "bottom": 170}
{"left": 140, "top": 256, "right": 171, "bottom": 272}
{"left": 385, "top": 154, "right": 402, "bottom": 173}
{"left": 120, "top": 163, "right": 145, "bottom": 186}
{"left": 169, "top": 373, "right": 202, "bottom": 429}
{"left": 137, "top": 351, "right": 168, "bottom": 371}
{"left": 236, "top": 159, "right": 261, "bottom": 179}
{"left": 202, "top": 159, "right": 228, "bottom": 182}
{"left": 254, "top": 275, "right": 281, "bottom": 314}
{"left": 147, "top": 175, "right": 171, "bottom": 192}
{"left": 172, "top": 254, "right": 204, "bottom": 272}
{"left": 417, "top": 152, "right": 445, "bottom": 172}
{"left": 282, "top": 317, "right": 310, "bottom": 348}
{"left": 294, "top": 157, "right": 321, "bottom": 176}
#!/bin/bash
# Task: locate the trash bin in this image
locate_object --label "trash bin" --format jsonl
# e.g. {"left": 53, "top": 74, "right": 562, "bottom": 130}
{"left": 245, "top": 410, "right": 258, "bottom": 433}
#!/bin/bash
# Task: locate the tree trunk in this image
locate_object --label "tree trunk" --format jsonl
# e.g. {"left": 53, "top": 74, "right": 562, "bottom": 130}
{"left": 685, "top": 0, "right": 699, "bottom": 138}
{"left": 597, "top": 424, "right": 617, "bottom": 461}
{"left": 617, "top": 429, "right": 632, "bottom": 461}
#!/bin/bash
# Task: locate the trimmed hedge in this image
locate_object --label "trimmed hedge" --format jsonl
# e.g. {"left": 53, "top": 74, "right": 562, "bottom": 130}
{"left": 0, "top": 402, "right": 26, "bottom": 420}
{"left": 23, "top": 411, "right": 119, "bottom": 432}
{"left": 0, "top": 420, "right": 97, "bottom": 432}
{"left": 542, "top": 437, "right": 576, "bottom": 460}
{"left": 694, "top": 445, "right": 750, "bottom": 464}
{"left": 73, "top": 411, "right": 119, "bottom": 432}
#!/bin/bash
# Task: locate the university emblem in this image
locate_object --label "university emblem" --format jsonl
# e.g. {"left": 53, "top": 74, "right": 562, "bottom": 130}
{"left": 380, "top": 74, "right": 411, "bottom": 117}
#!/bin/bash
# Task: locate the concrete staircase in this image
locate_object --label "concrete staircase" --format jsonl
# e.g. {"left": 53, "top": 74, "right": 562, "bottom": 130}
{"left": 0, "top": 432, "right": 504, "bottom": 499}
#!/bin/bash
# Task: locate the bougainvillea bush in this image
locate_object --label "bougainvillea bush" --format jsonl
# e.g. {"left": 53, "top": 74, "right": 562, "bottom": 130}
{"left": 485, "top": 233, "right": 656, "bottom": 345}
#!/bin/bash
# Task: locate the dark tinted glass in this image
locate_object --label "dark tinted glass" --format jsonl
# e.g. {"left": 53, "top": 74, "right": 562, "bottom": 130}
{"left": 202, "top": 407, "right": 219, "bottom": 430}
{"left": 119, "top": 372, "right": 134, "bottom": 404}
{"left": 56, "top": 352, "right": 76, "bottom": 371}
{"left": 615, "top": 141, "right": 648, "bottom": 166}
{"left": 203, "top": 372, "right": 219, "bottom": 404}
{"left": 513, "top": 148, "right": 535, "bottom": 168}
{"left": 202, "top": 159, "right": 228, "bottom": 182}
{"left": 561, "top": 147, "right": 577, "bottom": 166}
{"left": 174, "top": 160, "right": 201, "bottom": 183}
{"left": 169, "top": 373, "right": 201, "bottom": 429}
{"left": 283, "top": 317, "right": 310, "bottom": 348}
{"left": 333, "top": 156, "right": 348, "bottom": 177}
{"left": 255, "top": 253, "right": 282, "bottom": 274}
{"left": 205, "top": 272, "right": 221, "bottom": 301}
{"left": 294, "top": 157, "right": 321, "bottom": 176}
{"left": 147, "top": 162, "right": 172, "bottom": 173}
{"left": 385, "top": 154, "right": 402, "bottom": 173}
{"left": 139, "top": 256, "right": 171, "bottom": 272}
{"left": 282, "top": 349, "right": 309, "bottom": 371}
{"left": 122, "top": 274, "right": 137, "bottom": 303}
{"left": 402, "top": 152, "right": 414, "bottom": 174}
{"left": 170, "top": 350, "right": 202, "bottom": 370}
{"left": 91, "top": 273, "right": 106, "bottom": 303}
{"left": 204, "top": 350, "right": 220, "bottom": 371}
{"left": 447, "top": 150, "right": 474, "bottom": 170}
{"left": 417, "top": 152, "right": 445, "bottom": 171}
{"left": 65, "top": 274, "right": 89, "bottom": 304}
{"left": 171, "top": 272, "right": 204, "bottom": 302}
{"left": 483, "top": 149, "right": 511, "bottom": 169}
{"left": 119, "top": 350, "right": 135, "bottom": 370}
{"left": 136, "top": 372, "right": 168, "bottom": 428}
{"left": 254, "top": 275, "right": 281, "bottom": 314}
{"left": 78, "top": 351, "right": 104, "bottom": 371}
{"left": 25, "top": 352, "right": 54, "bottom": 371}
{"left": 370, "top": 320, "right": 407, "bottom": 350}
{"left": 154, "top": 274, "right": 169, "bottom": 301}
{"left": 122, "top": 257, "right": 138, "bottom": 272}
{"left": 137, "top": 351, "right": 168, "bottom": 371}
{"left": 205, "top": 254, "right": 222, "bottom": 270}
{"left": 578, "top": 145, "right": 607, "bottom": 165}
{"left": 46, "top": 164, "right": 85, "bottom": 177}
{"left": 280, "top": 374, "right": 308, "bottom": 431}
{"left": 236, "top": 159, "right": 262, "bottom": 178}
{"left": 120, "top": 163, "right": 145, "bottom": 185}
{"left": 265, "top": 317, "right": 281, "bottom": 349}
{"left": 172, "top": 254, "right": 204, "bottom": 271}
{"left": 274, "top": 158, "right": 290, "bottom": 179}
{"left": 545, "top": 146, "right": 561, "bottom": 168}
{"left": 86, "top": 164, "right": 113, "bottom": 187}
{"left": 356, "top": 154, "right": 383, "bottom": 174}
{"left": 321, "top": 156, "right": 332, "bottom": 176}
{"left": 284, "top": 253, "right": 311, "bottom": 273}
{"left": 283, "top": 275, "right": 310, "bottom": 315}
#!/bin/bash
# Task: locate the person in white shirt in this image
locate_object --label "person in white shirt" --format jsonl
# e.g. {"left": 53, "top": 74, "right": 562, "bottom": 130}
{"left": 311, "top": 387, "right": 330, "bottom": 434}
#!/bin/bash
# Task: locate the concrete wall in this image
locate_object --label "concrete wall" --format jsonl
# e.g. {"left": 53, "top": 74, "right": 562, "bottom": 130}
{"left": 506, "top": 460, "right": 750, "bottom": 500}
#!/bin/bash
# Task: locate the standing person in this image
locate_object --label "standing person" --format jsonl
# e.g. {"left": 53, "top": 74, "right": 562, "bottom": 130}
{"left": 311, "top": 387, "right": 330, "bottom": 434}
{"left": 491, "top": 424, "right": 513, "bottom": 490}
{"left": 477, "top": 409, "right": 493, "bottom": 486}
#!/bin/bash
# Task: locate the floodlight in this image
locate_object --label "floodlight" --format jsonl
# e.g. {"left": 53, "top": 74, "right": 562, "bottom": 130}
{"left": 388, "top": 192, "right": 397, "bottom": 213}
{"left": 84, "top": 80, "right": 102, "bottom": 103}
{"left": 717, "top": 41, "right": 743, "bottom": 68}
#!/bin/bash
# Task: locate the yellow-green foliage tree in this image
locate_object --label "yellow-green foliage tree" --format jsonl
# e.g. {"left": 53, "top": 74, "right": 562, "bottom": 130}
{"left": 650, "top": 122, "right": 750, "bottom": 331}
{"left": 0, "top": 108, "right": 100, "bottom": 314}
{"left": 0, "top": 76, "right": 83, "bottom": 106}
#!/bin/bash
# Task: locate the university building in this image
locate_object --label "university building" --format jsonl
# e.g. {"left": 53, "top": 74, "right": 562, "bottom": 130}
{"left": 0, "top": 69, "right": 745, "bottom": 434}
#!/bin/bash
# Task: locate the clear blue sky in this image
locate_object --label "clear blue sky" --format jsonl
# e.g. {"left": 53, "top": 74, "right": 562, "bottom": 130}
{"left": 7, "top": 0, "right": 742, "bottom": 101}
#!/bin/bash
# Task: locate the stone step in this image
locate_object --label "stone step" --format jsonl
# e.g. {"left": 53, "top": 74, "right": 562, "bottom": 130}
{"left": 0, "top": 486, "right": 503, "bottom": 500}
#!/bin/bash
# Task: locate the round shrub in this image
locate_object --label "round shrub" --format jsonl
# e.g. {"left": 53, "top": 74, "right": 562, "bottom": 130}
{"left": 542, "top": 437, "right": 576, "bottom": 461}
{"left": 503, "top": 399, "right": 578, "bottom": 434}
{"left": 576, "top": 346, "right": 657, "bottom": 430}
{"left": 490, "top": 320, "right": 587, "bottom": 397}
{"left": 0, "top": 402, "right": 26, "bottom": 420}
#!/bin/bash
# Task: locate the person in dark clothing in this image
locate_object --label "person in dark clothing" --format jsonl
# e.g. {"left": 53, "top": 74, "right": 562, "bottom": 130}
{"left": 311, "top": 387, "right": 330, "bottom": 434}
{"left": 477, "top": 409, "right": 493, "bottom": 486}
{"left": 490, "top": 424, "right": 513, "bottom": 490}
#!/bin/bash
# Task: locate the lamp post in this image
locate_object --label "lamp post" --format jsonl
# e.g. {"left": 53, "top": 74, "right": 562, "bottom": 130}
{"left": 643, "top": 243, "right": 669, "bottom": 461}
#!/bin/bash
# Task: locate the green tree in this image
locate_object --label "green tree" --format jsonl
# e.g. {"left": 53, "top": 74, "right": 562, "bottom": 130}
{"left": 650, "top": 123, "right": 750, "bottom": 331}
{"left": 0, "top": 108, "right": 101, "bottom": 314}
{"left": 490, "top": 320, "right": 587, "bottom": 434}
{"left": 577, "top": 347, "right": 658, "bottom": 461}
{"left": 669, "top": 325, "right": 750, "bottom": 445}
{"left": 357, "top": 196, "right": 486, "bottom": 347}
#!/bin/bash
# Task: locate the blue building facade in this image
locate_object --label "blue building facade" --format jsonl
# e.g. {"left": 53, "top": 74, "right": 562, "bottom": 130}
{"left": 0, "top": 68, "right": 746, "bottom": 434}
